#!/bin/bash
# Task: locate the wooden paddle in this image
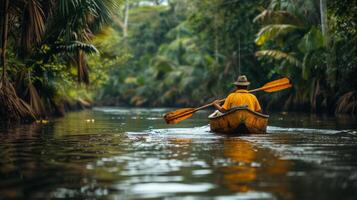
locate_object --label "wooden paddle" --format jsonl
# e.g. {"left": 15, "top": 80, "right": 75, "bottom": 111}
{"left": 164, "top": 77, "right": 292, "bottom": 124}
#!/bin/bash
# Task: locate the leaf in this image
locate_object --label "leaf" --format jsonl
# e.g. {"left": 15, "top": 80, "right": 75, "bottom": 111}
{"left": 254, "top": 10, "right": 302, "bottom": 26}
{"left": 124, "top": 77, "right": 138, "bottom": 84}
{"left": 20, "top": 0, "right": 46, "bottom": 55}
{"left": 152, "top": 56, "right": 175, "bottom": 72}
{"left": 255, "top": 24, "right": 301, "bottom": 46}
{"left": 255, "top": 50, "right": 302, "bottom": 66}
{"left": 298, "top": 27, "right": 324, "bottom": 53}
{"left": 55, "top": 41, "right": 99, "bottom": 54}
{"left": 302, "top": 52, "right": 312, "bottom": 80}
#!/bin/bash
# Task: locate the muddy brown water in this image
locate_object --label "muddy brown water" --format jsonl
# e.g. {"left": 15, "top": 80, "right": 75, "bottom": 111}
{"left": 0, "top": 107, "right": 357, "bottom": 199}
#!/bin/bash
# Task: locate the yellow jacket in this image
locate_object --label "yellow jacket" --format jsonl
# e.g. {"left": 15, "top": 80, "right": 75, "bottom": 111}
{"left": 222, "top": 90, "right": 261, "bottom": 112}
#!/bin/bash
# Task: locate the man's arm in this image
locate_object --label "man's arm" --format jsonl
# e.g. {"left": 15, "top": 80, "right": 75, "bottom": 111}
{"left": 213, "top": 100, "right": 227, "bottom": 113}
{"left": 253, "top": 95, "right": 262, "bottom": 113}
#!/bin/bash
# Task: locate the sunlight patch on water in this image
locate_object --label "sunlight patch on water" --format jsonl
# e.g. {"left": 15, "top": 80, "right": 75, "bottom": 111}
{"left": 214, "top": 191, "right": 276, "bottom": 200}
{"left": 123, "top": 176, "right": 184, "bottom": 184}
{"left": 147, "top": 126, "right": 211, "bottom": 134}
{"left": 146, "top": 117, "right": 162, "bottom": 120}
{"left": 119, "top": 158, "right": 209, "bottom": 176}
{"left": 267, "top": 126, "right": 355, "bottom": 135}
{"left": 130, "top": 183, "right": 215, "bottom": 195}
{"left": 126, "top": 125, "right": 223, "bottom": 141}
{"left": 240, "top": 132, "right": 357, "bottom": 168}
{"left": 52, "top": 187, "right": 109, "bottom": 198}
{"left": 93, "top": 107, "right": 168, "bottom": 115}
{"left": 192, "top": 169, "right": 212, "bottom": 176}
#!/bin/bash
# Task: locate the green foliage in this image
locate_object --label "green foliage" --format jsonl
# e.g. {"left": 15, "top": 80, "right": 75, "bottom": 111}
{"left": 298, "top": 27, "right": 324, "bottom": 53}
{"left": 96, "top": 0, "right": 271, "bottom": 107}
{"left": 94, "top": 0, "right": 356, "bottom": 114}
{"left": 3, "top": 0, "right": 354, "bottom": 118}
{"left": 255, "top": 24, "right": 302, "bottom": 46}
{"left": 254, "top": 0, "right": 357, "bottom": 113}
{"left": 253, "top": 10, "right": 303, "bottom": 25}
{"left": 0, "top": 0, "right": 121, "bottom": 120}
{"left": 256, "top": 50, "right": 301, "bottom": 66}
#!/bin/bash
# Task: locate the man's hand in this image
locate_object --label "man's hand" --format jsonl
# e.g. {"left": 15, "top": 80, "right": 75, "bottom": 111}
{"left": 212, "top": 100, "right": 221, "bottom": 105}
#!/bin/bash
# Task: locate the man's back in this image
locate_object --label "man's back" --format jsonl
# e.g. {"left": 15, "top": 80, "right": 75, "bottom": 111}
{"left": 222, "top": 90, "right": 261, "bottom": 112}
{"left": 212, "top": 75, "right": 262, "bottom": 113}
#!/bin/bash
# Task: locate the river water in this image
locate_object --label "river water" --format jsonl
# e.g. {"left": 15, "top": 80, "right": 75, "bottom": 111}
{"left": 0, "top": 107, "right": 357, "bottom": 199}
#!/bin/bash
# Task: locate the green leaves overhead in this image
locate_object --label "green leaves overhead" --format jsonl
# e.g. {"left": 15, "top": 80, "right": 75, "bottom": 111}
{"left": 55, "top": 0, "right": 119, "bottom": 42}
{"left": 21, "top": 0, "right": 46, "bottom": 55}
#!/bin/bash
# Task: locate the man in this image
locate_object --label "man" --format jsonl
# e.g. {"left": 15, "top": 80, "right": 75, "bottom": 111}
{"left": 213, "top": 75, "right": 262, "bottom": 113}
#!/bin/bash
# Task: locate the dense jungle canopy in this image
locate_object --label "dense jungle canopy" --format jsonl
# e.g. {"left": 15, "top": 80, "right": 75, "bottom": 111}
{"left": 0, "top": 0, "right": 356, "bottom": 122}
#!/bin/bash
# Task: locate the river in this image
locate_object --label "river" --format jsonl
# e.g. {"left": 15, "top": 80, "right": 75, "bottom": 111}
{"left": 0, "top": 107, "right": 357, "bottom": 199}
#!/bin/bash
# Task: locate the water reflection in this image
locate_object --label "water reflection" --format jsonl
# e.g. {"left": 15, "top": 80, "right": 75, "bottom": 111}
{"left": 0, "top": 108, "right": 356, "bottom": 199}
{"left": 219, "top": 138, "right": 293, "bottom": 199}
{"left": 222, "top": 139, "right": 260, "bottom": 192}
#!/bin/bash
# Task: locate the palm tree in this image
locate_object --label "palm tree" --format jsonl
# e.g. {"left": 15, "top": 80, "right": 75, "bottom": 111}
{"left": 45, "top": 0, "right": 118, "bottom": 84}
{"left": 0, "top": 0, "right": 119, "bottom": 121}
{"left": 0, "top": 0, "right": 36, "bottom": 122}
{"left": 254, "top": 1, "right": 329, "bottom": 112}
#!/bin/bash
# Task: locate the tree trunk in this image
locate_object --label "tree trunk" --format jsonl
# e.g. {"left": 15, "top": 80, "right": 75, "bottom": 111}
{"left": 1, "top": 0, "right": 9, "bottom": 79}
{"left": 319, "top": 0, "right": 328, "bottom": 43}
{"left": 320, "top": 0, "right": 335, "bottom": 87}
{"left": 238, "top": 37, "right": 241, "bottom": 76}
{"left": 123, "top": 0, "right": 129, "bottom": 38}
{"left": 214, "top": 19, "right": 219, "bottom": 63}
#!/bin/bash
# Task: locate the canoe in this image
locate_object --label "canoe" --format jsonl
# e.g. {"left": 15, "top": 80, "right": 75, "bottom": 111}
{"left": 208, "top": 106, "right": 269, "bottom": 134}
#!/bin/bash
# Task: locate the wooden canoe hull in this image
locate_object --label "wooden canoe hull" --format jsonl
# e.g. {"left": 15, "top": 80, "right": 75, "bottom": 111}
{"left": 209, "top": 107, "right": 269, "bottom": 134}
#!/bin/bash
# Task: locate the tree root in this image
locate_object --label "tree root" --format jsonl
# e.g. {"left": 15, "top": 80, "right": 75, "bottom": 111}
{"left": 0, "top": 77, "right": 36, "bottom": 122}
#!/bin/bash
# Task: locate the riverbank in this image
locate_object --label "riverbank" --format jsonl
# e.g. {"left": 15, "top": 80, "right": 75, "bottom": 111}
{"left": 94, "top": 94, "right": 357, "bottom": 116}
{"left": 0, "top": 98, "right": 92, "bottom": 124}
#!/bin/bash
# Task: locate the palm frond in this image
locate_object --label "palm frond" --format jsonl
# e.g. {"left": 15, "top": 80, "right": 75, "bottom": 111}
{"left": 58, "top": 0, "right": 80, "bottom": 17}
{"left": 302, "top": 52, "right": 312, "bottom": 80}
{"left": 55, "top": 41, "right": 99, "bottom": 54}
{"left": 268, "top": 0, "right": 280, "bottom": 10}
{"left": 255, "top": 50, "right": 302, "bottom": 66}
{"left": 255, "top": 24, "right": 301, "bottom": 46}
{"left": 253, "top": 10, "right": 302, "bottom": 26}
{"left": 152, "top": 56, "right": 175, "bottom": 79}
{"left": 298, "top": 27, "right": 324, "bottom": 53}
{"left": 89, "top": 0, "right": 119, "bottom": 31}
{"left": 335, "top": 91, "right": 357, "bottom": 114}
{"left": 21, "top": 0, "right": 46, "bottom": 55}
{"left": 55, "top": 0, "right": 119, "bottom": 41}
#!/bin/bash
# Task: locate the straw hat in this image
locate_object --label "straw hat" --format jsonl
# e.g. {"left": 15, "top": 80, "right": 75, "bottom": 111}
{"left": 233, "top": 75, "right": 250, "bottom": 86}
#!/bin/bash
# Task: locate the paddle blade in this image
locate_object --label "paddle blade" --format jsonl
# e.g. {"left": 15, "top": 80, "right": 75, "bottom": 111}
{"left": 166, "top": 113, "right": 194, "bottom": 124}
{"left": 164, "top": 108, "right": 195, "bottom": 124}
{"left": 250, "top": 77, "right": 292, "bottom": 93}
{"left": 263, "top": 83, "right": 292, "bottom": 92}
{"left": 262, "top": 77, "right": 291, "bottom": 88}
